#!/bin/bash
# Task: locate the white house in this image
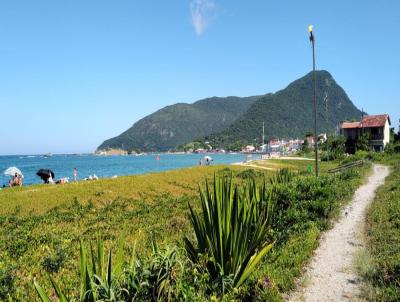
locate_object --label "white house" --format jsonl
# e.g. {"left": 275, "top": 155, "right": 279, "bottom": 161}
{"left": 340, "top": 114, "right": 391, "bottom": 152}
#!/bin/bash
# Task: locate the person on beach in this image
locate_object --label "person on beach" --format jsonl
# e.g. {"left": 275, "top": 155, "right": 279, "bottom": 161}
{"left": 8, "top": 173, "right": 16, "bottom": 186}
{"left": 73, "top": 167, "right": 78, "bottom": 182}
{"left": 16, "top": 174, "right": 22, "bottom": 186}
{"left": 47, "top": 174, "right": 55, "bottom": 184}
{"left": 199, "top": 158, "right": 202, "bottom": 166}
{"left": 9, "top": 173, "right": 22, "bottom": 187}
{"left": 56, "top": 177, "right": 69, "bottom": 184}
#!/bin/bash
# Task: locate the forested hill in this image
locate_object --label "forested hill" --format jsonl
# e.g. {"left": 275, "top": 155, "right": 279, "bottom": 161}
{"left": 97, "top": 95, "right": 260, "bottom": 152}
{"left": 98, "top": 70, "right": 362, "bottom": 152}
{"left": 202, "top": 70, "right": 362, "bottom": 149}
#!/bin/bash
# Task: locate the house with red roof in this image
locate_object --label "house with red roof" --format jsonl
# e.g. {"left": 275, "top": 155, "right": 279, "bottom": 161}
{"left": 340, "top": 114, "right": 391, "bottom": 153}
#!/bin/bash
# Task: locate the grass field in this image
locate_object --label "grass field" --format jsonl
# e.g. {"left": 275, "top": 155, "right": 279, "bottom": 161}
{"left": 359, "top": 154, "right": 400, "bottom": 301}
{"left": 0, "top": 159, "right": 367, "bottom": 301}
{"left": 248, "top": 158, "right": 337, "bottom": 173}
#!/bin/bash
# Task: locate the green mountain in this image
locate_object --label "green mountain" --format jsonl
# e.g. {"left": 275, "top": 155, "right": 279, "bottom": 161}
{"left": 97, "top": 96, "right": 260, "bottom": 152}
{"left": 203, "top": 70, "right": 363, "bottom": 149}
{"left": 98, "top": 70, "right": 362, "bottom": 152}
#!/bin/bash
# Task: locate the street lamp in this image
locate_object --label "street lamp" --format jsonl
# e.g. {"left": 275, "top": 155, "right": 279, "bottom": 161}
{"left": 308, "top": 25, "right": 319, "bottom": 177}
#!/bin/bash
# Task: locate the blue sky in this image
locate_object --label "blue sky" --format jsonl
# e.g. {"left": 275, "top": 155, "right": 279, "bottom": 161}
{"left": 0, "top": 0, "right": 399, "bottom": 155}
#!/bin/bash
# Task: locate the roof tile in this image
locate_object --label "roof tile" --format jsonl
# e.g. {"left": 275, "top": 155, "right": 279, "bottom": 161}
{"left": 340, "top": 114, "right": 390, "bottom": 129}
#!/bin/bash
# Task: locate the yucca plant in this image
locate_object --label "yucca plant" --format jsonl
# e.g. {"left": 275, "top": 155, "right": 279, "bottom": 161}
{"left": 120, "top": 238, "right": 182, "bottom": 302}
{"left": 270, "top": 168, "right": 295, "bottom": 185}
{"left": 183, "top": 175, "right": 274, "bottom": 290}
{"left": 34, "top": 235, "right": 125, "bottom": 302}
{"left": 34, "top": 235, "right": 182, "bottom": 302}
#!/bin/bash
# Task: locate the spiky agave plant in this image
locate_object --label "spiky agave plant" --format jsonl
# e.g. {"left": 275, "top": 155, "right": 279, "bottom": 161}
{"left": 269, "top": 168, "right": 295, "bottom": 185}
{"left": 34, "top": 235, "right": 182, "bottom": 302}
{"left": 183, "top": 175, "right": 274, "bottom": 290}
{"left": 34, "top": 235, "right": 125, "bottom": 302}
{"left": 119, "top": 238, "right": 182, "bottom": 302}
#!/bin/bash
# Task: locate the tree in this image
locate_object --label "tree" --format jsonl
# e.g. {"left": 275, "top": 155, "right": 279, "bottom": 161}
{"left": 355, "top": 133, "right": 370, "bottom": 152}
{"left": 326, "top": 135, "right": 346, "bottom": 159}
{"left": 302, "top": 139, "right": 311, "bottom": 153}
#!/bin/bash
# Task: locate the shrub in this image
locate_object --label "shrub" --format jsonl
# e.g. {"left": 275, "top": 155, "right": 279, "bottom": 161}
{"left": 236, "top": 169, "right": 263, "bottom": 179}
{"left": 183, "top": 176, "right": 274, "bottom": 291}
{"left": 41, "top": 247, "right": 67, "bottom": 273}
{"left": 385, "top": 143, "right": 400, "bottom": 154}
{"left": 323, "top": 135, "right": 346, "bottom": 161}
{"left": 34, "top": 236, "right": 184, "bottom": 302}
{"left": 367, "top": 151, "right": 385, "bottom": 162}
{"left": 355, "top": 133, "right": 371, "bottom": 151}
{"left": 355, "top": 150, "right": 368, "bottom": 160}
{"left": 31, "top": 166, "right": 366, "bottom": 302}
{"left": 217, "top": 167, "right": 233, "bottom": 177}
{"left": 269, "top": 168, "right": 295, "bottom": 185}
{"left": 341, "top": 154, "right": 366, "bottom": 165}
{"left": 0, "top": 263, "right": 14, "bottom": 300}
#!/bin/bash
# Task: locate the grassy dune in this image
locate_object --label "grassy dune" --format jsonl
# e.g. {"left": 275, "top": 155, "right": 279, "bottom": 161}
{"left": 0, "top": 160, "right": 366, "bottom": 301}
{"left": 0, "top": 165, "right": 242, "bottom": 216}
{"left": 248, "top": 158, "right": 337, "bottom": 173}
{"left": 0, "top": 160, "right": 335, "bottom": 215}
{"left": 0, "top": 164, "right": 264, "bottom": 300}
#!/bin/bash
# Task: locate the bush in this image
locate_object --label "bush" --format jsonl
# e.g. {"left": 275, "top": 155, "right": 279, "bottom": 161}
{"left": 367, "top": 151, "right": 385, "bottom": 162}
{"left": 355, "top": 150, "right": 368, "bottom": 160}
{"left": 355, "top": 133, "right": 371, "bottom": 151}
{"left": 41, "top": 247, "right": 67, "bottom": 273}
{"left": 385, "top": 143, "right": 400, "bottom": 154}
{"left": 184, "top": 176, "right": 274, "bottom": 291}
{"left": 236, "top": 169, "right": 263, "bottom": 179}
{"left": 320, "top": 135, "right": 346, "bottom": 161}
{"left": 0, "top": 263, "right": 14, "bottom": 300}
{"left": 35, "top": 237, "right": 186, "bottom": 302}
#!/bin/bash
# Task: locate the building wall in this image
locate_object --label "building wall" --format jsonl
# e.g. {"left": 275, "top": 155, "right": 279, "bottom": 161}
{"left": 341, "top": 116, "right": 390, "bottom": 152}
{"left": 384, "top": 120, "right": 390, "bottom": 146}
{"left": 344, "top": 128, "right": 358, "bottom": 139}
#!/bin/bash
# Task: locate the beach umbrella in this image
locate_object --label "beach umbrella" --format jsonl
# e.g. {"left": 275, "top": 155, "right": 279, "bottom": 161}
{"left": 204, "top": 156, "right": 213, "bottom": 161}
{"left": 36, "top": 169, "right": 55, "bottom": 181}
{"left": 4, "top": 167, "right": 24, "bottom": 178}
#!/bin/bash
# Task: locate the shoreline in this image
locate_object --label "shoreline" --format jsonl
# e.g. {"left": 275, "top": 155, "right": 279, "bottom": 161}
{"left": 0, "top": 153, "right": 246, "bottom": 187}
{"left": 1, "top": 154, "right": 312, "bottom": 188}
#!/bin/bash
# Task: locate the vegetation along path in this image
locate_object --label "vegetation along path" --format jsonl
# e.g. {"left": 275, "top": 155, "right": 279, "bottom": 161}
{"left": 288, "top": 164, "right": 389, "bottom": 302}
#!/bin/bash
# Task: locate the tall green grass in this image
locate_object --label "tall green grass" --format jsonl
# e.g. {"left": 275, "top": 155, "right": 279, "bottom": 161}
{"left": 35, "top": 236, "right": 185, "bottom": 302}
{"left": 31, "top": 166, "right": 368, "bottom": 301}
{"left": 0, "top": 161, "right": 367, "bottom": 301}
{"left": 360, "top": 155, "right": 400, "bottom": 301}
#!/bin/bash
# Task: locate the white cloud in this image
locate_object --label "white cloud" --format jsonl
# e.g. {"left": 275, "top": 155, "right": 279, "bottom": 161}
{"left": 190, "top": 0, "right": 216, "bottom": 36}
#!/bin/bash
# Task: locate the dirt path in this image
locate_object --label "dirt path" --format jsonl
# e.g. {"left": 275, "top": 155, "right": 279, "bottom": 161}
{"left": 231, "top": 162, "right": 276, "bottom": 171}
{"left": 287, "top": 164, "right": 389, "bottom": 302}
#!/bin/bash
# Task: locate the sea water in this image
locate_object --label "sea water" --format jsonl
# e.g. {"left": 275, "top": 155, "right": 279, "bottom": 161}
{"left": 0, "top": 153, "right": 247, "bottom": 186}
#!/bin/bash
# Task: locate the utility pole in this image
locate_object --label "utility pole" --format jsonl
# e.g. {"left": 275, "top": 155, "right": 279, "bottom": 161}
{"left": 324, "top": 92, "right": 329, "bottom": 161}
{"left": 309, "top": 25, "right": 319, "bottom": 177}
{"left": 262, "top": 122, "right": 265, "bottom": 146}
{"left": 360, "top": 108, "right": 364, "bottom": 141}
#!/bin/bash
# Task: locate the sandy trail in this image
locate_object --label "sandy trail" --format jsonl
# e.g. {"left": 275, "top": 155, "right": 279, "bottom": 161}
{"left": 287, "top": 164, "right": 389, "bottom": 302}
{"left": 231, "top": 162, "right": 276, "bottom": 171}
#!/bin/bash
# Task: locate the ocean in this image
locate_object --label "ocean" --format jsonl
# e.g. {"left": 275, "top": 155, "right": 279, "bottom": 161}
{"left": 0, "top": 153, "right": 248, "bottom": 186}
